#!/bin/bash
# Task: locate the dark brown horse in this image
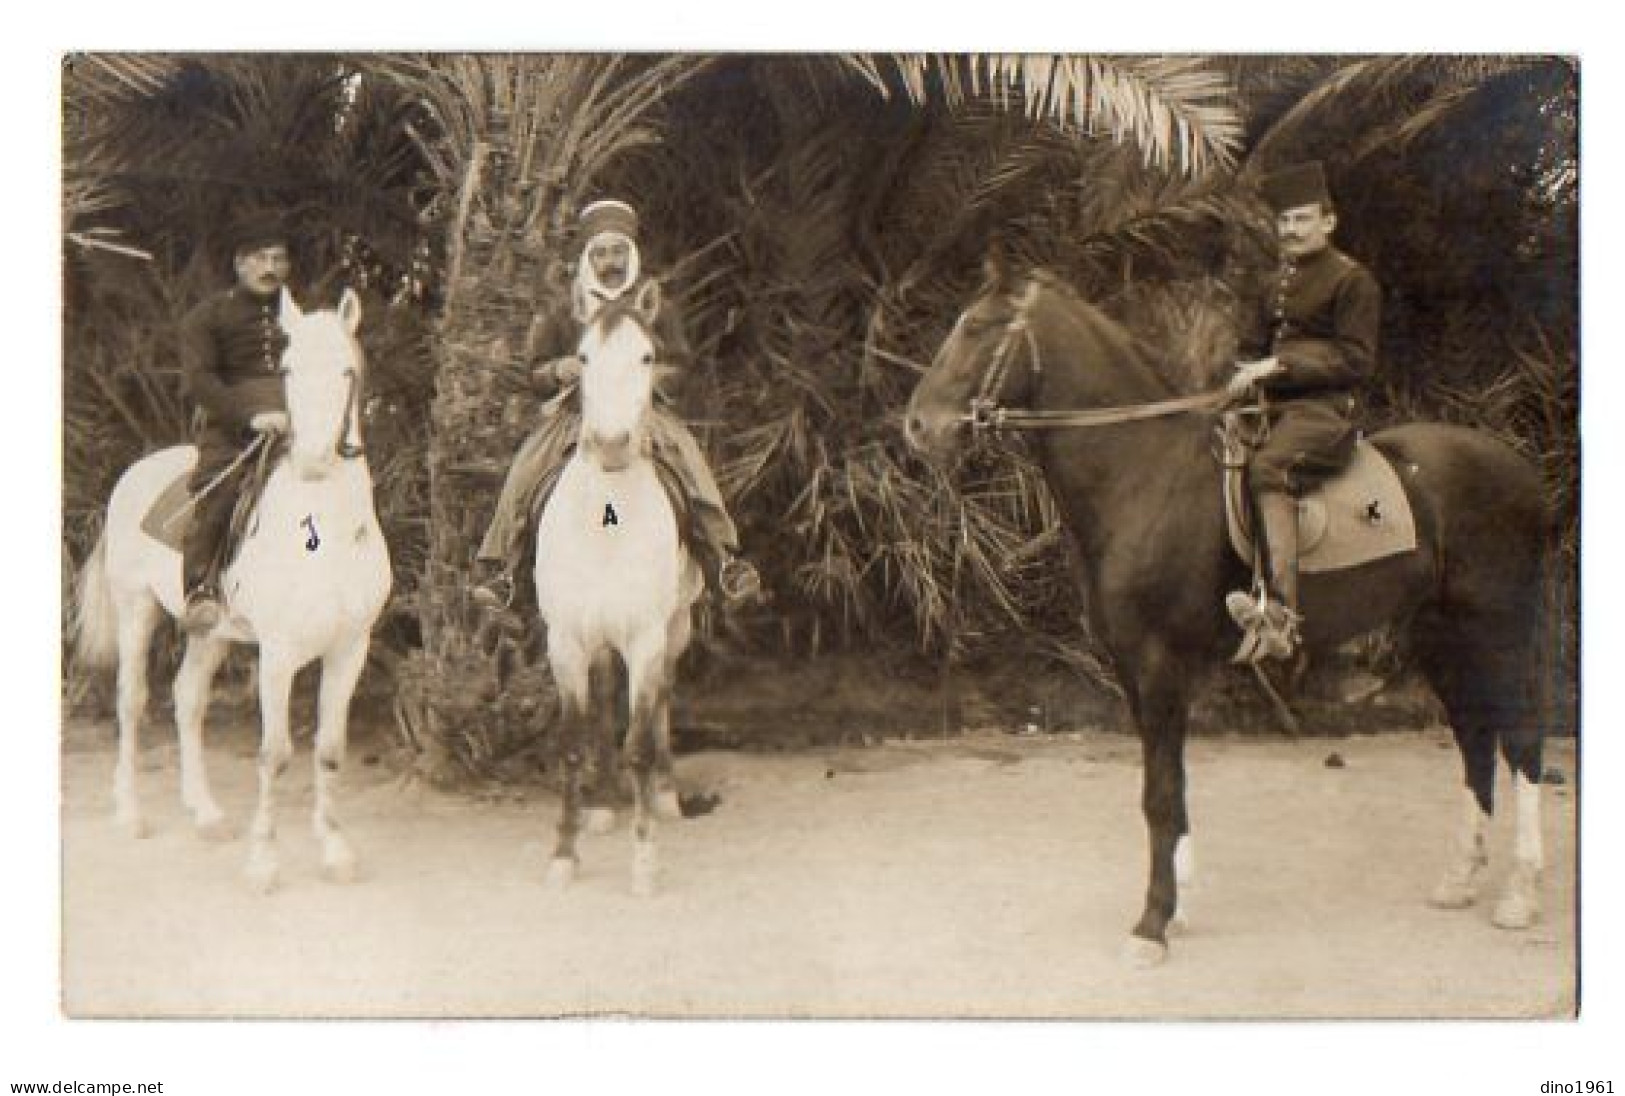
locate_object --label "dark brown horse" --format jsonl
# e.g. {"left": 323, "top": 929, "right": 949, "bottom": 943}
{"left": 904, "top": 266, "right": 1552, "bottom": 966}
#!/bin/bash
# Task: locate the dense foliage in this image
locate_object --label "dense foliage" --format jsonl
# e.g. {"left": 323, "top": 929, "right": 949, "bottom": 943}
{"left": 62, "top": 54, "right": 1578, "bottom": 756}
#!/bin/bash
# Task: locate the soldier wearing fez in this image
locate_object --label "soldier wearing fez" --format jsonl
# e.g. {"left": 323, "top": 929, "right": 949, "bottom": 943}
{"left": 1225, "top": 162, "right": 1382, "bottom": 663}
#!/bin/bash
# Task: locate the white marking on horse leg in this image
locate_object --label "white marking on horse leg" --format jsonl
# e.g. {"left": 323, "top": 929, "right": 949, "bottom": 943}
{"left": 173, "top": 637, "right": 231, "bottom": 839}
{"left": 1430, "top": 787, "right": 1489, "bottom": 910}
{"left": 1492, "top": 773, "right": 1543, "bottom": 930}
{"left": 112, "top": 593, "right": 159, "bottom": 838}
{"left": 623, "top": 640, "right": 666, "bottom": 895}
{"left": 1169, "top": 835, "right": 1196, "bottom": 935}
{"left": 547, "top": 640, "right": 593, "bottom": 870}
{"left": 1122, "top": 935, "right": 1169, "bottom": 969}
{"left": 245, "top": 649, "right": 298, "bottom": 895}
{"left": 312, "top": 637, "right": 369, "bottom": 884}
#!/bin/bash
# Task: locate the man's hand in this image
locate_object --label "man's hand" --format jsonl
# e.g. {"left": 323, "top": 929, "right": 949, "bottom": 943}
{"left": 250, "top": 411, "right": 290, "bottom": 434}
{"left": 532, "top": 354, "right": 582, "bottom": 390}
{"left": 1226, "top": 357, "right": 1284, "bottom": 400}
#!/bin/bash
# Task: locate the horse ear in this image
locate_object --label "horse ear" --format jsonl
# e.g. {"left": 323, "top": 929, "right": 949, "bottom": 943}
{"left": 633, "top": 278, "right": 661, "bottom": 323}
{"left": 278, "top": 287, "right": 304, "bottom": 326}
{"left": 337, "top": 287, "right": 363, "bottom": 334}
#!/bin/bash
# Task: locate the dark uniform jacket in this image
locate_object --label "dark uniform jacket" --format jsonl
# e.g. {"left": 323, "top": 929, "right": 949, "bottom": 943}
{"left": 1240, "top": 245, "right": 1380, "bottom": 401}
{"left": 522, "top": 276, "right": 692, "bottom": 404}
{"left": 179, "top": 287, "right": 289, "bottom": 435}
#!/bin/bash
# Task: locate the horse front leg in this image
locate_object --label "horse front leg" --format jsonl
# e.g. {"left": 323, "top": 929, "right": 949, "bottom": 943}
{"left": 245, "top": 646, "right": 299, "bottom": 895}
{"left": 581, "top": 650, "right": 621, "bottom": 836}
{"left": 545, "top": 641, "right": 591, "bottom": 889}
{"left": 173, "top": 635, "right": 232, "bottom": 840}
{"left": 312, "top": 635, "right": 370, "bottom": 883}
{"left": 623, "top": 641, "right": 671, "bottom": 896}
{"left": 1124, "top": 651, "right": 1193, "bottom": 968}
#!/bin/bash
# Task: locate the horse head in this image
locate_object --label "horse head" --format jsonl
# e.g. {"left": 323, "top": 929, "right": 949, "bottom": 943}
{"left": 904, "top": 251, "right": 1042, "bottom": 465}
{"left": 277, "top": 287, "right": 366, "bottom": 482}
{"left": 576, "top": 279, "right": 661, "bottom": 473}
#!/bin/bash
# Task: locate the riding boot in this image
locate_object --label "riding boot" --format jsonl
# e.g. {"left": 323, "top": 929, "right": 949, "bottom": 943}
{"left": 1255, "top": 490, "right": 1303, "bottom": 661}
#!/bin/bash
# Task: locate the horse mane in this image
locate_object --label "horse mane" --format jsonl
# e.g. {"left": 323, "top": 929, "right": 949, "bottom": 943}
{"left": 1021, "top": 268, "right": 1176, "bottom": 398}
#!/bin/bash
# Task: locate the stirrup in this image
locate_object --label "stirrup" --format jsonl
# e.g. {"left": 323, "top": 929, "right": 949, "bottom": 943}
{"left": 718, "top": 556, "right": 763, "bottom": 604}
{"left": 471, "top": 570, "right": 516, "bottom": 611}
{"left": 182, "top": 588, "right": 223, "bottom": 636}
{"left": 1228, "top": 591, "right": 1301, "bottom": 665}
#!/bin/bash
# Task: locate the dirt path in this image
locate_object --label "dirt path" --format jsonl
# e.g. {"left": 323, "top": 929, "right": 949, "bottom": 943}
{"left": 61, "top": 717, "right": 1575, "bottom": 1019}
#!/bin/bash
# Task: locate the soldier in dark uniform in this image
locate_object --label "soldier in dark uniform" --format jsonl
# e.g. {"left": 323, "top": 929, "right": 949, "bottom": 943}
{"left": 472, "top": 199, "right": 762, "bottom": 615}
{"left": 1225, "top": 162, "right": 1382, "bottom": 662}
{"left": 177, "top": 210, "right": 296, "bottom": 634}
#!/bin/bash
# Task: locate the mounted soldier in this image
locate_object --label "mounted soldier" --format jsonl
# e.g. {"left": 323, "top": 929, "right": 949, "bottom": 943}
{"left": 472, "top": 199, "right": 762, "bottom": 619}
{"left": 1225, "top": 162, "right": 1382, "bottom": 663}
{"left": 177, "top": 209, "right": 299, "bottom": 634}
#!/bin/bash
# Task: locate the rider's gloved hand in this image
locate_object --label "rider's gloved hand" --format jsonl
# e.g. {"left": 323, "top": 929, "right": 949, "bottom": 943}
{"left": 1226, "top": 357, "right": 1283, "bottom": 402}
{"left": 531, "top": 354, "right": 582, "bottom": 395}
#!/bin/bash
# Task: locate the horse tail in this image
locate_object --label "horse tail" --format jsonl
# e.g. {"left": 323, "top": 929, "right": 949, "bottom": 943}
{"left": 73, "top": 531, "right": 120, "bottom": 669}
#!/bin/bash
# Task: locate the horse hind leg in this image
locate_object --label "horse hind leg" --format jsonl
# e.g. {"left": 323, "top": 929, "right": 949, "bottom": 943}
{"left": 1416, "top": 616, "right": 1543, "bottom": 928}
{"left": 112, "top": 590, "right": 162, "bottom": 838}
{"left": 1491, "top": 727, "right": 1545, "bottom": 930}
{"left": 312, "top": 635, "right": 371, "bottom": 884}
{"left": 173, "top": 635, "right": 232, "bottom": 840}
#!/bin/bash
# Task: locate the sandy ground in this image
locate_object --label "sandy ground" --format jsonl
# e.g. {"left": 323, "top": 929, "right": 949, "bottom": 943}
{"left": 60, "top": 716, "right": 1576, "bottom": 1019}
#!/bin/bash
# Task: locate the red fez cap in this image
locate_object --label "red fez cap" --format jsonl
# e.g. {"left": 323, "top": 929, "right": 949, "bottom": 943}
{"left": 1259, "top": 162, "right": 1331, "bottom": 212}
{"left": 577, "top": 199, "right": 639, "bottom": 246}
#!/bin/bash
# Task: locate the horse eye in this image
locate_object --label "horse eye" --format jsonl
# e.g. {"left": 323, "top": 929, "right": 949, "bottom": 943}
{"left": 579, "top": 355, "right": 589, "bottom": 366}
{"left": 641, "top": 353, "right": 654, "bottom": 365}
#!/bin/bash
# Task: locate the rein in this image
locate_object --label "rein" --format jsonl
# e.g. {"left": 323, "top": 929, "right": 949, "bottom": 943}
{"left": 961, "top": 279, "right": 1227, "bottom": 433}
{"left": 335, "top": 368, "right": 365, "bottom": 459}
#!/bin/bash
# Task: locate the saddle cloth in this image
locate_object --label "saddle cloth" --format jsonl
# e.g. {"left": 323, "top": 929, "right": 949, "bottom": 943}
{"left": 1224, "top": 438, "right": 1418, "bottom": 574}
{"left": 140, "top": 448, "right": 274, "bottom": 557}
{"left": 530, "top": 440, "right": 695, "bottom": 550}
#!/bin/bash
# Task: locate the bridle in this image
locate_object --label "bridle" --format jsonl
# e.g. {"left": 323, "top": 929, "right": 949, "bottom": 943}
{"left": 277, "top": 361, "right": 366, "bottom": 461}
{"left": 959, "top": 278, "right": 1225, "bottom": 435}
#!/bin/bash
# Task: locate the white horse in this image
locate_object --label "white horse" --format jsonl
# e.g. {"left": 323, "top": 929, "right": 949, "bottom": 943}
{"left": 73, "top": 288, "right": 392, "bottom": 893}
{"left": 533, "top": 281, "right": 703, "bottom": 896}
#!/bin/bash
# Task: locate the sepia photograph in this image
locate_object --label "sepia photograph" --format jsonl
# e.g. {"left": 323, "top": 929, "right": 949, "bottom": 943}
{"left": 51, "top": 45, "right": 1583, "bottom": 1044}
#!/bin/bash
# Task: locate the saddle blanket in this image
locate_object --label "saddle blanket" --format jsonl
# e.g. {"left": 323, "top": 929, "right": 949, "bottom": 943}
{"left": 140, "top": 463, "right": 200, "bottom": 553}
{"left": 1227, "top": 439, "right": 1418, "bottom": 574}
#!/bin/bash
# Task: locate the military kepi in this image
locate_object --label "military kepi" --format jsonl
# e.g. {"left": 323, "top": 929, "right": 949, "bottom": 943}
{"left": 228, "top": 209, "right": 290, "bottom": 256}
{"left": 1259, "top": 161, "right": 1331, "bottom": 212}
{"left": 577, "top": 199, "right": 639, "bottom": 243}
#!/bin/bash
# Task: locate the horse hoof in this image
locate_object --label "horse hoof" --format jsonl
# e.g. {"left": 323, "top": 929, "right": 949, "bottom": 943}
{"left": 1428, "top": 880, "right": 1478, "bottom": 910}
{"left": 545, "top": 857, "right": 577, "bottom": 890}
{"left": 1491, "top": 894, "right": 1538, "bottom": 930}
{"left": 1168, "top": 911, "right": 1190, "bottom": 937}
{"left": 1122, "top": 935, "right": 1168, "bottom": 969}
{"left": 195, "top": 815, "right": 236, "bottom": 843}
{"left": 632, "top": 843, "right": 659, "bottom": 897}
{"left": 583, "top": 808, "right": 617, "bottom": 835}
{"left": 118, "top": 815, "right": 152, "bottom": 840}
{"left": 322, "top": 852, "right": 359, "bottom": 885}
{"left": 244, "top": 859, "right": 280, "bottom": 896}
{"left": 654, "top": 789, "right": 683, "bottom": 821}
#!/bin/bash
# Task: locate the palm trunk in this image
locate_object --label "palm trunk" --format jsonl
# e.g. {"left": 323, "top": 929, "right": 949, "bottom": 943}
{"left": 396, "top": 135, "right": 564, "bottom": 782}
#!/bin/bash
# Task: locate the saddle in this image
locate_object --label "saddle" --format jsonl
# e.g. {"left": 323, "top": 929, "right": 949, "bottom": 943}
{"left": 140, "top": 441, "right": 279, "bottom": 560}
{"left": 1217, "top": 411, "right": 1418, "bottom": 574}
{"left": 528, "top": 436, "right": 696, "bottom": 552}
